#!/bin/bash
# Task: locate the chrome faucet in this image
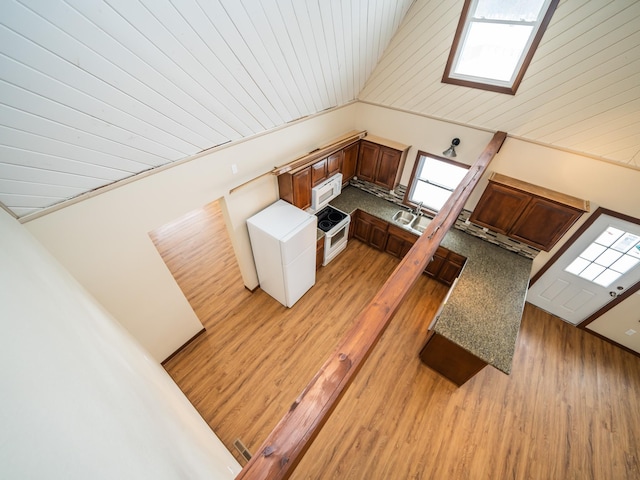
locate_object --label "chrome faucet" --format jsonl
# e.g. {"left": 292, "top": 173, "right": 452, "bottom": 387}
{"left": 414, "top": 201, "right": 423, "bottom": 215}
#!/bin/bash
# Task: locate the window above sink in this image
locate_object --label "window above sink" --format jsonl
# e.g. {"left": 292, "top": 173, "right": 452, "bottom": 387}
{"left": 404, "top": 151, "right": 469, "bottom": 215}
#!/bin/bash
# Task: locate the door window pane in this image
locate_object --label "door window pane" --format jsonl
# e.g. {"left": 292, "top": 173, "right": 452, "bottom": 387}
{"left": 611, "top": 233, "right": 640, "bottom": 253}
{"left": 593, "top": 249, "right": 623, "bottom": 267}
{"left": 594, "top": 227, "right": 624, "bottom": 247}
{"left": 580, "top": 243, "right": 606, "bottom": 262}
{"left": 565, "top": 226, "right": 640, "bottom": 287}
{"left": 592, "top": 270, "right": 622, "bottom": 288}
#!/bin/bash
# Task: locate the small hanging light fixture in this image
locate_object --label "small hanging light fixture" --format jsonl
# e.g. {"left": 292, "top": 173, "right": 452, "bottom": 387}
{"left": 443, "top": 138, "right": 460, "bottom": 157}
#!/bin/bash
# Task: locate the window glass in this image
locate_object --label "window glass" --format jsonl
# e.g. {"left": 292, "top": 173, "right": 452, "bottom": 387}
{"left": 406, "top": 153, "right": 469, "bottom": 213}
{"left": 456, "top": 23, "right": 533, "bottom": 82}
{"left": 443, "top": 0, "right": 558, "bottom": 93}
{"left": 475, "top": 0, "right": 546, "bottom": 21}
{"left": 564, "top": 227, "right": 640, "bottom": 287}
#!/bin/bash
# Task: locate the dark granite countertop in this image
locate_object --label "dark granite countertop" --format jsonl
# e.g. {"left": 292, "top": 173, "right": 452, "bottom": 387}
{"left": 330, "top": 186, "right": 532, "bottom": 374}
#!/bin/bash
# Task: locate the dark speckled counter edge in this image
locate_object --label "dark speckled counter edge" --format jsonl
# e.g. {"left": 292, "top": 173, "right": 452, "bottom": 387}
{"left": 329, "top": 186, "right": 532, "bottom": 375}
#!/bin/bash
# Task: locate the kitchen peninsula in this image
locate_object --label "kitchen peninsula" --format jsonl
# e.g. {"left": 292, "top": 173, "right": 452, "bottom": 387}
{"left": 330, "top": 186, "right": 533, "bottom": 384}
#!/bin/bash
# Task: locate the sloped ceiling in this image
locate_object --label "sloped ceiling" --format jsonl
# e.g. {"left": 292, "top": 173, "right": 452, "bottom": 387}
{"left": 1, "top": 0, "right": 639, "bottom": 220}
{"left": 0, "top": 0, "right": 414, "bottom": 218}
{"left": 360, "top": 0, "right": 640, "bottom": 167}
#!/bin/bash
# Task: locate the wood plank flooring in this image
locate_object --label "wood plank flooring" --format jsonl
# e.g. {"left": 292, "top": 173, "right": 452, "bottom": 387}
{"left": 152, "top": 201, "right": 640, "bottom": 480}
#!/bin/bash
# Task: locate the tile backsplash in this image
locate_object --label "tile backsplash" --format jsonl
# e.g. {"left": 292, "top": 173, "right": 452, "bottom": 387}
{"left": 350, "top": 178, "right": 539, "bottom": 260}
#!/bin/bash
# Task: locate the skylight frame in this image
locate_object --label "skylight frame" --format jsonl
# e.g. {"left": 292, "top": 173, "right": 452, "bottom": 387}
{"left": 442, "top": 0, "right": 560, "bottom": 95}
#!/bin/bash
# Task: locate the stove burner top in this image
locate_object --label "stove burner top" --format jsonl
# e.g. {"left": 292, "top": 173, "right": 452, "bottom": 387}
{"left": 316, "top": 205, "right": 348, "bottom": 233}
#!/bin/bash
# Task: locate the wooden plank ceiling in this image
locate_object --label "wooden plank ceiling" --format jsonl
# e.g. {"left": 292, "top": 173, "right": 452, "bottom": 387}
{"left": 1, "top": 0, "right": 639, "bottom": 219}
{"left": 360, "top": 0, "right": 640, "bottom": 167}
{"left": 0, "top": 0, "right": 414, "bottom": 218}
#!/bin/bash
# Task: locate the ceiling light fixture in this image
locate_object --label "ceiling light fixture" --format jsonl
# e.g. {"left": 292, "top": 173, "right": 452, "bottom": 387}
{"left": 443, "top": 138, "right": 460, "bottom": 158}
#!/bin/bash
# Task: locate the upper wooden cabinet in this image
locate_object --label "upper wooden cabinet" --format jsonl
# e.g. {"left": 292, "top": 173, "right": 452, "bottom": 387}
{"left": 327, "top": 151, "right": 342, "bottom": 177}
{"left": 356, "top": 136, "right": 410, "bottom": 190}
{"left": 311, "top": 158, "right": 328, "bottom": 186}
{"left": 277, "top": 166, "right": 312, "bottom": 210}
{"left": 469, "top": 173, "right": 589, "bottom": 251}
{"left": 341, "top": 142, "right": 359, "bottom": 184}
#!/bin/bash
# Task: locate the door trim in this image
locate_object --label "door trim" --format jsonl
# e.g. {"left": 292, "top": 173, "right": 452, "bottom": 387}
{"left": 529, "top": 206, "right": 640, "bottom": 334}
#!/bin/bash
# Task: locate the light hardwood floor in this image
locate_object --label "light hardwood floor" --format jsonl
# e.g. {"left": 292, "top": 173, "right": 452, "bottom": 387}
{"left": 152, "top": 201, "right": 640, "bottom": 480}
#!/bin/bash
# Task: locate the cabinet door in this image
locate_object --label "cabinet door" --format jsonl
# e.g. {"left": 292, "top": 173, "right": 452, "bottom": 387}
{"left": 384, "top": 233, "right": 405, "bottom": 258}
{"left": 374, "top": 147, "right": 402, "bottom": 190}
{"left": 370, "top": 225, "right": 389, "bottom": 250}
{"left": 292, "top": 167, "right": 312, "bottom": 210}
{"left": 352, "top": 213, "right": 371, "bottom": 244}
{"left": 354, "top": 211, "right": 388, "bottom": 250}
{"left": 341, "top": 142, "right": 359, "bottom": 183}
{"left": 425, "top": 247, "right": 448, "bottom": 278}
{"left": 311, "top": 158, "right": 328, "bottom": 186}
{"left": 469, "top": 182, "right": 530, "bottom": 234}
{"left": 385, "top": 225, "right": 417, "bottom": 258}
{"left": 510, "top": 197, "right": 582, "bottom": 251}
{"left": 357, "top": 142, "right": 379, "bottom": 182}
{"left": 327, "top": 151, "right": 342, "bottom": 177}
{"left": 438, "top": 261, "right": 461, "bottom": 286}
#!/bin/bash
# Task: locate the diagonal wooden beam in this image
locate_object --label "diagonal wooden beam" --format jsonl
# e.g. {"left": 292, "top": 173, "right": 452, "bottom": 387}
{"left": 236, "top": 131, "right": 507, "bottom": 480}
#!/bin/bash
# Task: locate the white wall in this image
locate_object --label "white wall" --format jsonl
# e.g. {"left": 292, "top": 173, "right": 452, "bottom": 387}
{"left": 220, "top": 174, "right": 280, "bottom": 290}
{"left": 355, "top": 103, "right": 640, "bottom": 276}
{"left": 0, "top": 208, "right": 240, "bottom": 479}
{"left": 24, "top": 105, "right": 358, "bottom": 361}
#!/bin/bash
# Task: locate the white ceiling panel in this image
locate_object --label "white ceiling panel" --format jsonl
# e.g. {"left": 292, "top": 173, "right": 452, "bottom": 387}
{"left": 1, "top": 0, "right": 639, "bottom": 219}
{"left": 360, "top": 0, "right": 640, "bottom": 168}
{"left": 0, "top": 0, "right": 415, "bottom": 218}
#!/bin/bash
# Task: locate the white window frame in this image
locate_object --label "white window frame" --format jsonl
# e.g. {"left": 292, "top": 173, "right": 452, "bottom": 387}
{"left": 404, "top": 151, "right": 470, "bottom": 214}
{"left": 442, "top": 0, "right": 559, "bottom": 94}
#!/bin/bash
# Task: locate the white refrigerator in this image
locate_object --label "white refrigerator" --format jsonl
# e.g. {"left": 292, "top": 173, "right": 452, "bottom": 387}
{"left": 247, "top": 200, "right": 317, "bottom": 308}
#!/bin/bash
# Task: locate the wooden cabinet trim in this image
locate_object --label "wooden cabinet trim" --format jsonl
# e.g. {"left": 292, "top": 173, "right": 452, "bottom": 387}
{"left": 272, "top": 130, "right": 365, "bottom": 176}
{"left": 470, "top": 175, "right": 588, "bottom": 251}
{"left": 362, "top": 134, "right": 410, "bottom": 152}
{"left": 489, "top": 172, "right": 589, "bottom": 212}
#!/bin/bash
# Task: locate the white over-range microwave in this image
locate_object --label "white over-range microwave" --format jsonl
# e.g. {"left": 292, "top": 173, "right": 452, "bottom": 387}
{"left": 310, "top": 173, "right": 343, "bottom": 212}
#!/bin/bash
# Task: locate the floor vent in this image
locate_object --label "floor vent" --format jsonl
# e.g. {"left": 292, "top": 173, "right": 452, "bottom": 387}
{"left": 234, "top": 438, "right": 252, "bottom": 463}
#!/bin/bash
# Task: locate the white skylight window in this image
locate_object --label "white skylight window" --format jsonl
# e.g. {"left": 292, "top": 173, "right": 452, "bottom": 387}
{"left": 443, "top": 0, "right": 559, "bottom": 94}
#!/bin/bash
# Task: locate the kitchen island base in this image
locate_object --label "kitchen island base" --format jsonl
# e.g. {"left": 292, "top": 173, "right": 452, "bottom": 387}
{"left": 420, "top": 331, "right": 488, "bottom": 386}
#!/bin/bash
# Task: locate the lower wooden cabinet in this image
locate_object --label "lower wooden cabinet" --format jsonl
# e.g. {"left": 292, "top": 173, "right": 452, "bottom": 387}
{"left": 316, "top": 236, "right": 324, "bottom": 270}
{"left": 437, "top": 251, "right": 466, "bottom": 286}
{"left": 353, "top": 210, "right": 389, "bottom": 251}
{"left": 424, "top": 247, "right": 448, "bottom": 279}
{"left": 353, "top": 210, "right": 466, "bottom": 286}
{"left": 385, "top": 224, "right": 417, "bottom": 258}
{"left": 420, "top": 331, "right": 487, "bottom": 386}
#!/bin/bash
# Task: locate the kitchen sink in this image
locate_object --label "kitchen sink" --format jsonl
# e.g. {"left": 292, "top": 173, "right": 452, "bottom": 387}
{"left": 392, "top": 210, "right": 416, "bottom": 226}
{"left": 411, "top": 215, "right": 431, "bottom": 234}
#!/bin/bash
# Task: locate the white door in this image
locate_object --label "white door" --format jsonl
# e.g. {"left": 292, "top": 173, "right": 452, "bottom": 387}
{"left": 527, "top": 212, "right": 640, "bottom": 324}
